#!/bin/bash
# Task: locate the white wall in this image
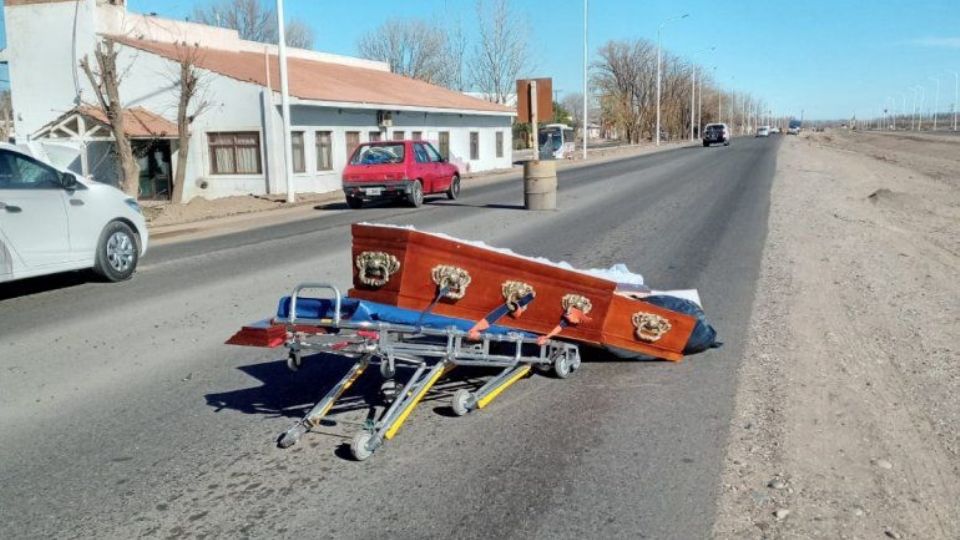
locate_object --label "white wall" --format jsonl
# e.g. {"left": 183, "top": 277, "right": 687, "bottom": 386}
{"left": 5, "top": 0, "right": 99, "bottom": 139}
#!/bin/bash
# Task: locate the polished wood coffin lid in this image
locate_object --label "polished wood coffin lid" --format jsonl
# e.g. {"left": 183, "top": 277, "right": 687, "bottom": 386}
{"left": 348, "top": 224, "right": 695, "bottom": 361}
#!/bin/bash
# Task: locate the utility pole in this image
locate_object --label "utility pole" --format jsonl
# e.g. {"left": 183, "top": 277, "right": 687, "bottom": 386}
{"left": 656, "top": 13, "right": 688, "bottom": 146}
{"left": 949, "top": 71, "right": 959, "bottom": 131}
{"left": 582, "top": 0, "right": 588, "bottom": 160}
{"left": 930, "top": 76, "right": 940, "bottom": 131}
{"left": 276, "top": 0, "right": 295, "bottom": 203}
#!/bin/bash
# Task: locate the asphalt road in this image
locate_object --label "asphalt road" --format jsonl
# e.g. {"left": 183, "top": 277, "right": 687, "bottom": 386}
{"left": 0, "top": 136, "right": 779, "bottom": 539}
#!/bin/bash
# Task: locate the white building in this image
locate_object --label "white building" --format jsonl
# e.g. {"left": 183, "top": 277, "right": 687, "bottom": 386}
{"left": 1, "top": 0, "right": 515, "bottom": 201}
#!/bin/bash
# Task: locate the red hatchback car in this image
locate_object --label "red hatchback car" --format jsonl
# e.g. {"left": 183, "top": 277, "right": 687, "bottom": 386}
{"left": 341, "top": 140, "right": 461, "bottom": 209}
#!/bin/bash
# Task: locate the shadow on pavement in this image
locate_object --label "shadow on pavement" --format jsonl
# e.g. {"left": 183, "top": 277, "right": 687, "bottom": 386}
{"left": 427, "top": 201, "right": 526, "bottom": 211}
{"left": 0, "top": 270, "right": 100, "bottom": 301}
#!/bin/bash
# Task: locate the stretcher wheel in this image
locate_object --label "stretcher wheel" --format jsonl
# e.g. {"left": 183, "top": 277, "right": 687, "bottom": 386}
{"left": 380, "top": 380, "right": 400, "bottom": 405}
{"left": 553, "top": 353, "right": 572, "bottom": 379}
{"left": 350, "top": 431, "right": 375, "bottom": 461}
{"left": 451, "top": 389, "right": 474, "bottom": 416}
{"left": 569, "top": 349, "right": 582, "bottom": 372}
{"left": 287, "top": 351, "right": 302, "bottom": 371}
{"left": 379, "top": 359, "right": 395, "bottom": 379}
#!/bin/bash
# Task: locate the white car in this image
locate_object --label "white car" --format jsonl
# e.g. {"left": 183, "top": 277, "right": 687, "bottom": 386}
{"left": 0, "top": 143, "right": 149, "bottom": 284}
{"left": 756, "top": 126, "right": 770, "bottom": 137}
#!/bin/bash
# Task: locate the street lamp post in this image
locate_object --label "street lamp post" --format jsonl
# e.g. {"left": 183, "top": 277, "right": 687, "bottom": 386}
{"left": 688, "top": 46, "right": 715, "bottom": 141}
{"left": 582, "top": 0, "right": 588, "bottom": 159}
{"left": 930, "top": 76, "right": 940, "bottom": 131}
{"left": 949, "top": 71, "right": 959, "bottom": 131}
{"left": 276, "top": 0, "right": 295, "bottom": 203}
{"left": 655, "top": 13, "right": 688, "bottom": 146}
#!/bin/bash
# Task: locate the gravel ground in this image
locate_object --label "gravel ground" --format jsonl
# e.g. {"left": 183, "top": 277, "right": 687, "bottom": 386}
{"left": 713, "top": 131, "right": 960, "bottom": 539}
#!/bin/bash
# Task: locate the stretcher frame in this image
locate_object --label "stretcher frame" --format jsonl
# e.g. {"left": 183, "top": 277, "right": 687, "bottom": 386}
{"left": 275, "top": 283, "right": 581, "bottom": 460}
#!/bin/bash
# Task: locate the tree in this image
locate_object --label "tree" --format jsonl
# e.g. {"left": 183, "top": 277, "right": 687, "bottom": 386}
{"left": 192, "top": 0, "right": 314, "bottom": 48}
{"left": 469, "top": 0, "right": 529, "bottom": 104}
{"left": 561, "top": 92, "right": 584, "bottom": 129}
{"left": 0, "top": 91, "right": 12, "bottom": 142}
{"left": 80, "top": 38, "right": 140, "bottom": 197}
{"left": 552, "top": 100, "right": 572, "bottom": 125}
{"left": 357, "top": 18, "right": 453, "bottom": 86}
{"left": 169, "top": 43, "right": 213, "bottom": 203}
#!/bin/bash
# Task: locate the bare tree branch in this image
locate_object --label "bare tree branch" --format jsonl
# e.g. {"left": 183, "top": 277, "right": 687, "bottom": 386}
{"left": 80, "top": 38, "right": 140, "bottom": 196}
{"left": 469, "top": 0, "right": 529, "bottom": 104}
{"left": 357, "top": 18, "right": 455, "bottom": 87}
{"left": 192, "top": 0, "right": 314, "bottom": 48}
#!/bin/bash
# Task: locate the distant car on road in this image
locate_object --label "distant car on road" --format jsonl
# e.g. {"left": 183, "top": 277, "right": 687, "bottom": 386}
{"left": 787, "top": 119, "right": 802, "bottom": 135}
{"left": 756, "top": 126, "right": 770, "bottom": 137}
{"left": 703, "top": 123, "right": 731, "bottom": 147}
{"left": 341, "top": 140, "right": 460, "bottom": 209}
{"left": 770, "top": 127, "right": 781, "bottom": 134}
{"left": 0, "top": 143, "right": 148, "bottom": 284}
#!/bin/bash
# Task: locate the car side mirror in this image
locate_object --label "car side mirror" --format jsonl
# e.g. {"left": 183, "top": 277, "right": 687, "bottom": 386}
{"left": 60, "top": 172, "right": 78, "bottom": 190}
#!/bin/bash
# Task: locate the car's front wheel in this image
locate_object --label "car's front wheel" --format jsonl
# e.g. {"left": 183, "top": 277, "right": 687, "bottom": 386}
{"left": 94, "top": 220, "right": 139, "bottom": 282}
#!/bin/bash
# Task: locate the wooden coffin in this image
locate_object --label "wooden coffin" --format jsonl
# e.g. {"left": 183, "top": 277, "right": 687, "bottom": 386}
{"left": 347, "top": 224, "right": 696, "bottom": 361}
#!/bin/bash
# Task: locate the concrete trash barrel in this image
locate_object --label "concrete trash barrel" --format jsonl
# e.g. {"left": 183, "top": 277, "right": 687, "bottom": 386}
{"left": 523, "top": 160, "right": 557, "bottom": 210}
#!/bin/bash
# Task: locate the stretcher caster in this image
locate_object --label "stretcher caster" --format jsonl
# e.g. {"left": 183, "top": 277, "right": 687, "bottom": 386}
{"left": 451, "top": 389, "right": 475, "bottom": 416}
{"left": 380, "top": 379, "right": 400, "bottom": 405}
{"left": 379, "top": 359, "right": 395, "bottom": 379}
{"left": 553, "top": 352, "right": 573, "bottom": 379}
{"left": 350, "top": 431, "right": 375, "bottom": 461}
{"left": 287, "top": 351, "right": 302, "bottom": 371}
{"left": 278, "top": 422, "right": 307, "bottom": 449}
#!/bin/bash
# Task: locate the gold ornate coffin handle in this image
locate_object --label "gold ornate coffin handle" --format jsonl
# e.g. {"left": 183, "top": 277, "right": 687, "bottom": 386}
{"left": 355, "top": 251, "right": 400, "bottom": 287}
{"left": 502, "top": 281, "right": 535, "bottom": 314}
{"left": 432, "top": 265, "right": 472, "bottom": 300}
{"left": 632, "top": 312, "right": 672, "bottom": 343}
{"left": 561, "top": 294, "right": 593, "bottom": 324}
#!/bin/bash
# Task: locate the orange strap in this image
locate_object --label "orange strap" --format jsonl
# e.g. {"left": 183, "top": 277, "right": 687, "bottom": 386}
{"left": 467, "top": 318, "right": 490, "bottom": 341}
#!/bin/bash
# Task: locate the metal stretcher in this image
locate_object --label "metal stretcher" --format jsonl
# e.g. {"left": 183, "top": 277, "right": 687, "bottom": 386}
{"left": 272, "top": 283, "right": 581, "bottom": 461}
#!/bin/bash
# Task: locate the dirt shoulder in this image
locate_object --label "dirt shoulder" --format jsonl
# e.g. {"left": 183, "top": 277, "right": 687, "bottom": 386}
{"left": 146, "top": 140, "right": 694, "bottom": 244}
{"left": 713, "top": 131, "right": 960, "bottom": 539}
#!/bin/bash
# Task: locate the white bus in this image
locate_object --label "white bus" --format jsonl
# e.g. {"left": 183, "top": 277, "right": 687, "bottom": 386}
{"left": 538, "top": 123, "right": 576, "bottom": 159}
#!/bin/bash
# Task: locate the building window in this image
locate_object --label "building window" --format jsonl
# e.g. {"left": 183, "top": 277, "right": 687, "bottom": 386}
{"left": 345, "top": 131, "right": 360, "bottom": 162}
{"left": 316, "top": 131, "right": 333, "bottom": 171}
{"left": 369, "top": 131, "right": 382, "bottom": 142}
{"left": 291, "top": 131, "right": 305, "bottom": 173}
{"left": 411, "top": 131, "right": 422, "bottom": 141}
{"left": 438, "top": 131, "right": 450, "bottom": 160}
{"left": 393, "top": 131, "right": 405, "bottom": 141}
{"left": 469, "top": 131, "right": 479, "bottom": 160}
{"left": 208, "top": 132, "right": 262, "bottom": 175}
{"left": 496, "top": 131, "right": 504, "bottom": 158}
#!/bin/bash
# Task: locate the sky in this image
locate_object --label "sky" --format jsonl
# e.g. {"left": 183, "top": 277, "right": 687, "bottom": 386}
{"left": 2, "top": 0, "right": 959, "bottom": 120}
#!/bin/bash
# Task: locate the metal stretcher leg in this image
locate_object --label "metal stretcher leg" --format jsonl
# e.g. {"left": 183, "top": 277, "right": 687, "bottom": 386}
{"left": 278, "top": 356, "right": 370, "bottom": 449}
{"left": 450, "top": 364, "right": 532, "bottom": 416}
{"left": 349, "top": 360, "right": 452, "bottom": 461}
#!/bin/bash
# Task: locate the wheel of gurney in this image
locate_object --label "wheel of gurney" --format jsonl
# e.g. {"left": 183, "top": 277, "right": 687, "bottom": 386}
{"left": 451, "top": 389, "right": 474, "bottom": 416}
{"left": 287, "top": 351, "right": 301, "bottom": 371}
{"left": 350, "top": 432, "right": 375, "bottom": 461}
{"left": 553, "top": 352, "right": 572, "bottom": 379}
{"left": 379, "top": 380, "right": 400, "bottom": 405}
{"left": 379, "top": 359, "right": 395, "bottom": 379}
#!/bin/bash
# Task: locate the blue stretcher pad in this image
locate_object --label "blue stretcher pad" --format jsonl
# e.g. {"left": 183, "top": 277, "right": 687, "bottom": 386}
{"left": 276, "top": 296, "right": 531, "bottom": 337}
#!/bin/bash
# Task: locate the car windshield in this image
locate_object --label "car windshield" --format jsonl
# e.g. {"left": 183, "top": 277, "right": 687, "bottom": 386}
{"left": 351, "top": 144, "right": 405, "bottom": 165}
{"left": 707, "top": 125, "right": 724, "bottom": 132}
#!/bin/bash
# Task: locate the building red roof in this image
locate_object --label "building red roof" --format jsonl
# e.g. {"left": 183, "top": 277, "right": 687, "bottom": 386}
{"left": 77, "top": 105, "right": 177, "bottom": 138}
{"left": 109, "top": 36, "right": 514, "bottom": 115}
